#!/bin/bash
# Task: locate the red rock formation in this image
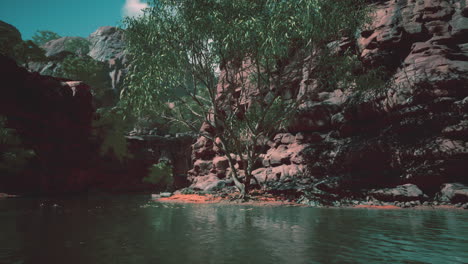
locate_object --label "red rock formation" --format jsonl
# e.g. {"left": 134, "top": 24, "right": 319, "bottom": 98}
{"left": 0, "top": 54, "right": 94, "bottom": 193}
{"left": 188, "top": 0, "right": 468, "bottom": 200}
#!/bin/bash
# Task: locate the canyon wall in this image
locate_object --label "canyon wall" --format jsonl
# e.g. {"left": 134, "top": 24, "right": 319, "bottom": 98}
{"left": 0, "top": 54, "right": 94, "bottom": 193}
{"left": 189, "top": 0, "right": 468, "bottom": 199}
{"left": 0, "top": 22, "right": 194, "bottom": 194}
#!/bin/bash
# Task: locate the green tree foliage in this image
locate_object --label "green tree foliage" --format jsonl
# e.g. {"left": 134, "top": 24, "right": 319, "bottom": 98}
{"left": 0, "top": 117, "right": 35, "bottom": 175}
{"left": 142, "top": 161, "right": 173, "bottom": 188}
{"left": 13, "top": 40, "right": 47, "bottom": 68}
{"left": 31, "top": 30, "right": 61, "bottom": 46}
{"left": 60, "top": 55, "right": 115, "bottom": 106}
{"left": 92, "top": 108, "right": 130, "bottom": 161}
{"left": 64, "top": 38, "right": 90, "bottom": 55}
{"left": 122, "top": 0, "right": 371, "bottom": 197}
{"left": 61, "top": 55, "right": 106, "bottom": 82}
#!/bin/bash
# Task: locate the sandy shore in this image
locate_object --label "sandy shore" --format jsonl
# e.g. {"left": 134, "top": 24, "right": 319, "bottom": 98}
{"left": 156, "top": 194, "right": 302, "bottom": 206}
{"left": 154, "top": 194, "right": 467, "bottom": 210}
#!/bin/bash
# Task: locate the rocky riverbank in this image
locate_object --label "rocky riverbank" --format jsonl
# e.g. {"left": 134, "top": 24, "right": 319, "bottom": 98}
{"left": 154, "top": 182, "right": 468, "bottom": 210}
{"left": 154, "top": 192, "right": 468, "bottom": 210}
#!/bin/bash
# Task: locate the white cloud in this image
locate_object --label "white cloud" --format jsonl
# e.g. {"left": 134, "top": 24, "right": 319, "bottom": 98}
{"left": 122, "top": 0, "right": 148, "bottom": 18}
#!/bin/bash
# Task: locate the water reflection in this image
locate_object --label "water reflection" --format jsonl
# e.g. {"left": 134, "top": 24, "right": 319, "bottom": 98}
{"left": 0, "top": 196, "right": 467, "bottom": 264}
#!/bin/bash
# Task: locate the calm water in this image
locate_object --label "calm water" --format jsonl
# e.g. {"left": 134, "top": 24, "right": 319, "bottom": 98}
{"left": 1, "top": 195, "right": 467, "bottom": 264}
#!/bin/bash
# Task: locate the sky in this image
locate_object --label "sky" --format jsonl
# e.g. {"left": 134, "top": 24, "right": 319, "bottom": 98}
{"left": 0, "top": 0, "right": 148, "bottom": 40}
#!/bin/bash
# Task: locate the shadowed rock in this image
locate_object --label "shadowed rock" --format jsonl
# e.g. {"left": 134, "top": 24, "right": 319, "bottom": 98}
{"left": 369, "top": 184, "right": 426, "bottom": 202}
{"left": 437, "top": 183, "right": 468, "bottom": 203}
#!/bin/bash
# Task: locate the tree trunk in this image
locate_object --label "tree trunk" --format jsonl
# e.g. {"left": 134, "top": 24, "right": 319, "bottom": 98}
{"left": 225, "top": 154, "right": 246, "bottom": 199}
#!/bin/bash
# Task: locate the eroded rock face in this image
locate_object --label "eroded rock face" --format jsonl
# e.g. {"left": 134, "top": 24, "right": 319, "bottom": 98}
{"left": 358, "top": 0, "right": 468, "bottom": 111}
{"left": 29, "top": 37, "right": 88, "bottom": 77}
{"left": 42, "top": 37, "right": 87, "bottom": 58}
{"left": 88, "top": 26, "right": 125, "bottom": 62}
{"left": 88, "top": 26, "right": 128, "bottom": 92}
{"left": 29, "top": 26, "right": 128, "bottom": 99}
{"left": 188, "top": 0, "right": 468, "bottom": 199}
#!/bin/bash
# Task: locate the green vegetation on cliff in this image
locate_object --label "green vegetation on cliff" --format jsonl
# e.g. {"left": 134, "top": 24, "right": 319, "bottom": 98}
{"left": 31, "top": 30, "right": 62, "bottom": 46}
{"left": 143, "top": 161, "right": 173, "bottom": 188}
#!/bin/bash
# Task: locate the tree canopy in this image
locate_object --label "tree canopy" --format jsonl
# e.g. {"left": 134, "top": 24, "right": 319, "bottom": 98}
{"left": 122, "top": 0, "right": 372, "bottom": 197}
{"left": 13, "top": 40, "right": 47, "bottom": 68}
{"left": 31, "top": 30, "right": 62, "bottom": 46}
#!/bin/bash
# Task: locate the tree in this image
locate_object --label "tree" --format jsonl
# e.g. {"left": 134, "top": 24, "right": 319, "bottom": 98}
{"left": 91, "top": 107, "right": 130, "bottom": 162}
{"left": 13, "top": 40, "right": 47, "bottom": 68}
{"left": 122, "top": 0, "right": 371, "bottom": 198}
{"left": 60, "top": 55, "right": 115, "bottom": 106}
{"left": 31, "top": 30, "right": 61, "bottom": 46}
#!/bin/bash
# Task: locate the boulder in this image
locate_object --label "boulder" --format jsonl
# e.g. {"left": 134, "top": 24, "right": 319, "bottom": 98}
{"left": 264, "top": 145, "right": 292, "bottom": 166}
{"left": 253, "top": 164, "right": 305, "bottom": 183}
{"left": 193, "top": 160, "right": 213, "bottom": 175}
{"left": 160, "top": 192, "right": 172, "bottom": 198}
{"left": 213, "top": 156, "right": 229, "bottom": 171}
{"left": 437, "top": 183, "right": 468, "bottom": 203}
{"left": 370, "top": 184, "right": 426, "bottom": 202}
{"left": 280, "top": 133, "right": 295, "bottom": 144}
{"left": 192, "top": 136, "right": 215, "bottom": 160}
{"left": 191, "top": 174, "right": 224, "bottom": 191}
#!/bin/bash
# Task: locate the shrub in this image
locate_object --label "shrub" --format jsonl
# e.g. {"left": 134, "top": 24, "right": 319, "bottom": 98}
{"left": 142, "top": 161, "right": 173, "bottom": 187}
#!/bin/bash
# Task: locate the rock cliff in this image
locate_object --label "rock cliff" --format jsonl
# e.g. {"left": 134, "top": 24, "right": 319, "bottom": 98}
{"left": 0, "top": 54, "right": 94, "bottom": 193}
{"left": 0, "top": 21, "right": 22, "bottom": 56}
{"left": 88, "top": 26, "right": 128, "bottom": 93}
{"left": 29, "top": 26, "right": 128, "bottom": 100}
{"left": 188, "top": 0, "right": 468, "bottom": 202}
{"left": 0, "top": 22, "right": 193, "bottom": 194}
{"left": 0, "top": 53, "right": 194, "bottom": 194}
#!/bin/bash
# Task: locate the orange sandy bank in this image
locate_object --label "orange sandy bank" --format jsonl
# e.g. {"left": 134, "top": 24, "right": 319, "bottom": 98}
{"left": 156, "top": 194, "right": 466, "bottom": 210}
{"left": 352, "top": 204, "right": 400, "bottom": 209}
{"left": 158, "top": 194, "right": 222, "bottom": 204}
{"left": 156, "top": 194, "right": 301, "bottom": 206}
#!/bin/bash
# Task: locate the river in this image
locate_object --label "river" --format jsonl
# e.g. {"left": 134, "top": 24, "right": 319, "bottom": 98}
{"left": 1, "top": 195, "right": 467, "bottom": 264}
